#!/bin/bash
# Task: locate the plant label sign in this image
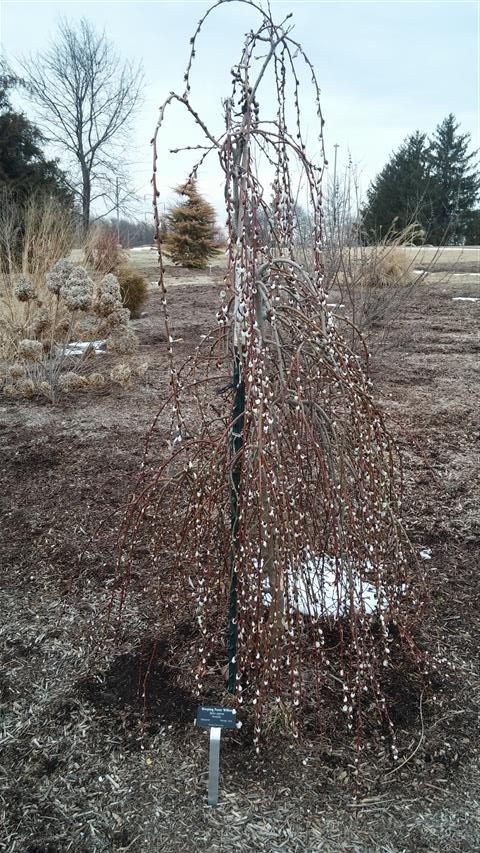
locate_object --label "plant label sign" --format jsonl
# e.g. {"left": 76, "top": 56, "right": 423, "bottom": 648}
{"left": 196, "top": 706, "right": 237, "bottom": 806}
{"left": 196, "top": 706, "right": 237, "bottom": 729}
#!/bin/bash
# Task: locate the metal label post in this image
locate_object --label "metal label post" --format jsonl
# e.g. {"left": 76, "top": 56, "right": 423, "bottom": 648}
{"left": 207, "top": 727, "right": 221, "bottom": 806}
{"left": 196, "top": 705, "right": 238, "bottom": 807}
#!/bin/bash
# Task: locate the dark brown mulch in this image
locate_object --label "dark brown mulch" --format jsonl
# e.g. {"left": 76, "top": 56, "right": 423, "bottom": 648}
{"left": 1, "top": 267, "right": 479, "bottom": 852}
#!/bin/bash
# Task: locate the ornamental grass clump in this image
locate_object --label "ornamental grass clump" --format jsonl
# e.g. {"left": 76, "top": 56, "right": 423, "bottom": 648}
{"left": 85, "top": 225, "right": 128, "bottom": 274}
{"left": 115, "top": 265, "right": 149, "bottom": 318}
{"left": 320, "top": 170, "right": 426, "bottom": 344}
{"left": 116, "top": 0, "right": 428, "bottom": 767}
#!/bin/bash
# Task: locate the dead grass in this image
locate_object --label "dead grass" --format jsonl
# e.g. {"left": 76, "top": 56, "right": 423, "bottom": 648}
{"left": 0, "top": 196, "right": 76, "bottom": 362}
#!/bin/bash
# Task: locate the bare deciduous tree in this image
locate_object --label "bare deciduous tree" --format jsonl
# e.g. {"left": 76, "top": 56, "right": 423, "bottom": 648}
{"left": 18, "top": 18, "right": 143, "bottom": 233}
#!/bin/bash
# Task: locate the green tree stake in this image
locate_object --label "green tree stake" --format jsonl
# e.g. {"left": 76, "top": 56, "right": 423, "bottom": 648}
{"left": 227, "top": 347, "right": 245, "bottom": 694}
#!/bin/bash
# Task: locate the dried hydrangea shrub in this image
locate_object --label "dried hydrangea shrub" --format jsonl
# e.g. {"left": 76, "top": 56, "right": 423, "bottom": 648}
{"left": 14, "top": 275, "right": 36, "bottom": 303}
{"left": 106, "top": 328, "right": 138, "bottom": 355}
{"left": 37, "top": 380, "right": 53, "bottom": 399}
{"left": 58, "top": 372, "right": 89, "bottom": 392}
{"left": 88, "top": 372, "right": 106, "bottom": 390}
{"left": 32, "top": 308, "right": 51, "bottom": 337}
{"left": 18, "top": 339, "right": 44, "bottom": 362}
{"left": 60, "top": 267, "right": 94, "bottom": 312}
{"left": 104, "top": 307, "right": 131, "bottom": 330}
{"left": 46, "top": 258, "right": 75, "bottom": 295}
{"left": 110, "top": 363, "right": 132, "bottom": 388}
{"left": 9, "top": 363, "right": 26, "bottom": 380}
{"left": 2, "top": 384, "right": 18, "bottom": 398}
{"left": 94, "top": 273, "right": 123, "bottom": 317}
{"left": 17, "top": 378, "right": 35, "bottom": 397}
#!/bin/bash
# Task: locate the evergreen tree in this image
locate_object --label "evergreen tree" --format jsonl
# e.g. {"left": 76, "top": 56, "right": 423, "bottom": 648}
{"left": 362, "top": 131, "right": 431, "bottom": 241}
{"left": 166, "top": 180, "right": 217, "bottom": 269}
{"left": 464, "top": 209, "right": 480, "bottom": 245}
{"left": 427, "top": 114, "right": 480, "bottom": 244}
{"left": 362, "top": 116, "right": 479, "bottom": 245}
{"left": 0, "top": 67, "right": 72, "bottom": 204}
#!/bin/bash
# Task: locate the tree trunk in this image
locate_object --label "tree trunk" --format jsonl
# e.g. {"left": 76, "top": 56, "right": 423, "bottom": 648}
{"left": 81, "top": 169, "right": 91, "bottom": 235}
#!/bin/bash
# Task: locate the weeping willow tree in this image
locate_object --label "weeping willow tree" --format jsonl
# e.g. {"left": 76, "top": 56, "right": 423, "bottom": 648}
{"left": 117, "top": 0, "right": 425, "bottom": 761}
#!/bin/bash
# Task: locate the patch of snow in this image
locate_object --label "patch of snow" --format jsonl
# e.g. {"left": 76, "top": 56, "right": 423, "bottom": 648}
{"left": 451, "top": 297, "right": 480, "bottom": 302}
{"left": 130, "top": 245, "right": 155, "bottom": 252}
{"left": 260, "top": 553, "right": 383, "bottom": 618}
{"left": 419, "top": 548, "right": 432, "bottom": 561}
{"left": 294, "top": 558, "right": 379, "bottom": 617}
{"left": 327, "top": 303, "right": 345, "bottom": 309}
{"left": 63, "top": 340, "right": 106, "bottom": 356}
{"left": 413, "top": 269, "right": 428, "bottom": 276}
{"left": 451, "top": 272, "right": 480, "bottom": 277}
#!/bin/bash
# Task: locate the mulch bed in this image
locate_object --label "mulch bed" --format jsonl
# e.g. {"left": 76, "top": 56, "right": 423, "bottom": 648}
{"left": 1, "top": 267, "right": 479, "bottom": 852}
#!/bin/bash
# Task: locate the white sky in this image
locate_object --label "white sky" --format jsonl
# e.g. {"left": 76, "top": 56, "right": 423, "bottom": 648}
{"left": 1, "top": 0, "right": 478, "bottom": 223}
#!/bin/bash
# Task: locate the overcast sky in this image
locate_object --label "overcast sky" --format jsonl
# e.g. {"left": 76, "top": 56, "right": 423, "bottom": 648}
{"left": 1, "top": 0, "right": 478, "bottom": 222}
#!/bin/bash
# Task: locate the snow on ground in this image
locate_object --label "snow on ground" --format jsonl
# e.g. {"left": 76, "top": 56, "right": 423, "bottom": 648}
{"left": 261, "top": 554, "right": 381, "bottom": 617}
{"left": 451, "top": 297, "right": 480, "bottom": 303}
{"left": 63, "top": 340, "right": 106, "bottom": 356}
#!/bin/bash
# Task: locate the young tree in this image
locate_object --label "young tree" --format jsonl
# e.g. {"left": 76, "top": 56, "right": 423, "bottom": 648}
{"left": 0, "top": 65, "right": 72, "bottom": 204}
{"left": 362, "top": 131, "right": 431, "bottom": 241}
{"left": 18, "top": 18, "right": 143, "bottom": 233}
{"left": 165, "top": 180, "right": 217, "bottom": 268}
{"left": 427, "top": 114, "right": 480, "bottom": 244}
{"left": 117, "top": 0, "right": 425, "bottom": 757}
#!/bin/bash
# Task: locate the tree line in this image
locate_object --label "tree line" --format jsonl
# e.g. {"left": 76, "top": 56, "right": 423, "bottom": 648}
{"left": 1, "top": 16, "right": 478, "bottom": 249}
